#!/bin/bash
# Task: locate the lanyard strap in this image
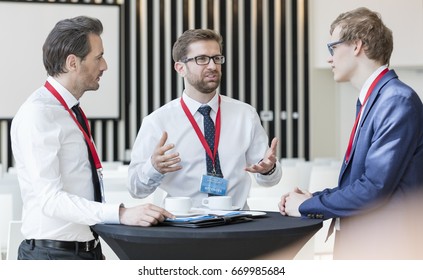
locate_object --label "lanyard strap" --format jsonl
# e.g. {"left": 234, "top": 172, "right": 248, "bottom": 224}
{"left": 44, "top": 81, "right": 103, "bottom": 170}
{"left": 345, "top": 68, "right": 389, "bottom": 163}
{"left": 180, "top": 95, "right": 221, "bottom": 168}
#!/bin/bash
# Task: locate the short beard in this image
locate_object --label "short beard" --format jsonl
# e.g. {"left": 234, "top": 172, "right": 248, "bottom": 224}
{"left": 186, "top": 72, "right": 221, "bottom": 94}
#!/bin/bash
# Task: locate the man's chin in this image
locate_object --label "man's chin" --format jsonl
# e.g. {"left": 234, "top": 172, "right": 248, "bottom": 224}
{"left": 87, "top": 84, "right": 100, "bottom": 92}
{"left": 202, "top": 87, "right": 219, "bottom": 94}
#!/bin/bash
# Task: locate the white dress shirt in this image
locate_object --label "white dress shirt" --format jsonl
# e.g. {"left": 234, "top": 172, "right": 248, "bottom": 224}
{"left": 11, "top": 76, "right": 120, "bottom": 242}
{"left": 356, "top": 65, "right": 389, "bottom": 129}
{"left": 128, "top": 92, "right": 282, "bottom": 209}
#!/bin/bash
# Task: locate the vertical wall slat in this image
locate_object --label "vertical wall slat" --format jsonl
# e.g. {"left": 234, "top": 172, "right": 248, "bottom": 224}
{"left": 225, "top": 0, "right": 233, "bottom": 99}
{"left": 274, "top": 0, "right": 283, "bottom": 158}
{"left": 250, "top": 0, "right": 257, "bottom": 109}
{"left": 1, "top": 0, "right": 310, "bottom": 170}
{"left": 238, "top": 0, "right": 245, "bottom": 103}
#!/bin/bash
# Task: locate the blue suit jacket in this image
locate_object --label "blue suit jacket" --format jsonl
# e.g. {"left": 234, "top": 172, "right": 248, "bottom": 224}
{"left": 300, "top": 70, "right": 423, "bottom": 258}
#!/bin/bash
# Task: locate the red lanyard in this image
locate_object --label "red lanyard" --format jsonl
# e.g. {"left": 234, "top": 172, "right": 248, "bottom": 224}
{"left": 44, "top": 81, "right": 103, "bottom": 170}
{"left": 180, "top": 95, "right": 221, "bottom": 168}
{"left": 345, "top": 68, "right": 389, "bottom": 163}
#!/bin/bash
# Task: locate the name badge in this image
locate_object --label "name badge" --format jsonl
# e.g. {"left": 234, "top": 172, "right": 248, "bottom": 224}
{"left": 200, "top": 174, "right": 228, "bottom": 196}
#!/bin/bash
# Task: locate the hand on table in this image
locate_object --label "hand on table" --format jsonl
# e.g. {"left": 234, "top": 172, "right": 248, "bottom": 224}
{"left": 119, "top": 203, "right": 175, "bottom": 227}
{"left": 278, "top": 187, "right": 312, "bottom": 217}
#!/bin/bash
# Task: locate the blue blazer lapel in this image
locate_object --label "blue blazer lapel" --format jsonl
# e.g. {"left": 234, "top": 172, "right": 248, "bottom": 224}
{"left": 358, "top": 70, "right": 397, "bottom": 130}
{"left": 338, "top": 70, "right": 398, "bottom": 181}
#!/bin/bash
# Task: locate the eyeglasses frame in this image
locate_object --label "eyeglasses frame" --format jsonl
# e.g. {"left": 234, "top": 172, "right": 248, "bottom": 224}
{"left": 327, "top": 40, "right": 345, "bottom": 56}
{"left": 181, "top": 55, "right": 226, "bottom": 65}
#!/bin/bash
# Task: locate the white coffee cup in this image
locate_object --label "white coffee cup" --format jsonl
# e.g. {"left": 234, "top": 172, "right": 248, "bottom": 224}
{"left": 164, "top": 197, "right": 192, "bottom": 214}
{"left": 202, "top": 196, "right": 233, "bottom": 210}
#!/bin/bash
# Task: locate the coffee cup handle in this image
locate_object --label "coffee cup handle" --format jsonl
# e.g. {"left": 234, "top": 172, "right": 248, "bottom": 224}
{"left": 202, "top": 198, "right": 209, "bottom": 207}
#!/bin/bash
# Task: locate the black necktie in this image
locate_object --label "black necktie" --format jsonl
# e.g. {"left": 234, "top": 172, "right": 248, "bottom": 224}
{"left": 197, "top": 105, "right": 223, "bottom": 178}
{"left": 356, "top": 98, "right": 362, "bottom": 117}
{"left": 71, "top": 104, "right": 102, "bottom": 202}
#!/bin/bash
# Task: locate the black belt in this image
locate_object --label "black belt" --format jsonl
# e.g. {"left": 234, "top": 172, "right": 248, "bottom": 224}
{"left": 25, "top": 238, "right": 99, "bottom": 252}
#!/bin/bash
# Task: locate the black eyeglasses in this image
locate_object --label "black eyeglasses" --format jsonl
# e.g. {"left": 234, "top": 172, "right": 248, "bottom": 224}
{"left": 181, "top": 55, "right": 225, "bottom": 65}
{"left": 327, "top": 40, "right": 344, "bottom": 56}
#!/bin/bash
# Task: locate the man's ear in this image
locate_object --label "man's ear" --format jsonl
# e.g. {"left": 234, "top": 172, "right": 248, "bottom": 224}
{"left": 174, "top": 61, "right": 185, "bottom": 77}
{"left": 354, "top": 40, "right": 364, "bottom": 56}
{"left": 66, "top": 54, "right": 78, "bottom": 72}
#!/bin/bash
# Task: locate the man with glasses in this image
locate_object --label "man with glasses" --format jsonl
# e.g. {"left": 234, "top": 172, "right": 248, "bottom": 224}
{"left": 279, "top": 7, "right": 423, "bottom": 259}
{"left": 128, "top": 29, "right": 281, "bottom": 210}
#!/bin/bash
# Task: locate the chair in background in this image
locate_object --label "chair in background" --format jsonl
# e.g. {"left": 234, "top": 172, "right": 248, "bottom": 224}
{"left": 0, "top": 194, "right": 13, "bottom": 258}
{"left": 101, "top": 161, "right": 124, "bottom": 171}
{"left": 293, "top": 161, "right": 314, "bottom": 191}
{"left": 6, "top": 220, "right": 23, "bottom": 260}
{"left": 306, "top": 164, "right": 340, "bottom": 259}
{"left": 308, "top": 164, "right": 339, "bottom": 191}
{"left": 0, "top": 173, "right": 22, "bottom": 258}
{"left": 280, "top": 157, "right": 305, "bottom": 166}
{"left": 249, "top": 165, "right": 305, "bottom": 198}
{"left": 247, "top": 165, "right": 305, "bottom": 212}
{"left": 247, "top": 163, "right": 316, "bottom": 260}
{"left": 311, "top": 157, "right": 338, "bottom": 165}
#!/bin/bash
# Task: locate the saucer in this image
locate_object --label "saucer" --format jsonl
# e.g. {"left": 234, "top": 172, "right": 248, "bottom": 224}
{"left": 208, "top": 206, "right": 241, "bottom": 211}
{"left": 241, "top": 211, "right": 267, "bottom": 217}
{"left": 172, "top": 210, "right": 205, "bottom": 217}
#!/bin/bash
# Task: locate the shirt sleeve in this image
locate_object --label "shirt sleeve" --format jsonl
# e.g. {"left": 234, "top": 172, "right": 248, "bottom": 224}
{"left": 247, "top": 109, "right": 283, "bottom": 186}
{"left": 255, "top": 160, "right": 282, "bottom": 186}
{"left": 127, "top": 115, "right": 165, "bottom": 198}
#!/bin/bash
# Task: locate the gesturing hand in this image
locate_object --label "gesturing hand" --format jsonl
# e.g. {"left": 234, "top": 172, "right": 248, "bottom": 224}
{"left": 245, "top": 137, "right": 278, "bottom": 174}
{"left": 151, "top": 131, "right": 182, "bottom": 174}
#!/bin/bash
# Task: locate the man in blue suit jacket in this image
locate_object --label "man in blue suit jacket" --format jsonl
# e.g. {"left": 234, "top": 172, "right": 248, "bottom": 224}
{"left": 279, "top": 7, "right": 423, "bottom": 259}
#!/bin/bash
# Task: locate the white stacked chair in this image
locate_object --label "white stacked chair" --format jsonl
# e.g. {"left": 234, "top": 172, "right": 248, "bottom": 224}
{"left": 305, "top": 163, "right": 341, "bottom": 259}
{"left": 248, "top": 165, "right": 306, "bottom": 211}
{"left": 6, "top": 220, "right": 23, "bottom": 260}
{"left": 247, "top": 162, "right": 315, "bottom": 259}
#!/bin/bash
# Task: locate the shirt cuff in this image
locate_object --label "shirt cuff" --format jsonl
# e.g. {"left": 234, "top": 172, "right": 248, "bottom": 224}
{"left": 142, "top": 157, "right": 165, "bottom": 184}
{"left": 101, "top": 203, "right": 122, "bottom": 224}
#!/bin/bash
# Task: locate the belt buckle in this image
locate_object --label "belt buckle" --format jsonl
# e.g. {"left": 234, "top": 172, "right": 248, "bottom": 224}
{"left": 84, "top": 241, "right": 91, "bottom": 252}
{"left": 85, "top": 239, "right": 99, "bottom": 251}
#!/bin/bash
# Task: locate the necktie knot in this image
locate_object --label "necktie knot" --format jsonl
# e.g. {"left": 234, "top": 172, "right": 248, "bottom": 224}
{"left": 198, "top": 105, "right": 212, "bottom": 116}
{"left": 72, "top": 104, "right": 89, "bottom": 135}
{"left": 356, "top": 99, "right": 362, "bottom": 117}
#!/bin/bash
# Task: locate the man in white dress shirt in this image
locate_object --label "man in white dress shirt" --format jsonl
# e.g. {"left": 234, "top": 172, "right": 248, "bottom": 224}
{"left": 128, "top": 29, "right": 282, "bottom": 210}
{"left": 11, "top": 16, "right": 173, "bottom": 260}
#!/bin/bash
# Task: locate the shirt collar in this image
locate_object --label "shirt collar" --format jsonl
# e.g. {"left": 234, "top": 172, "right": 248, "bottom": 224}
{"left": 358, "top": 65, "right": 388, "bottom": 104}
{"left": 181, "top": 91, "right": 220, "bottom": 115}
{"left": 47, "top": 76, "right": 79, "bottom": 109}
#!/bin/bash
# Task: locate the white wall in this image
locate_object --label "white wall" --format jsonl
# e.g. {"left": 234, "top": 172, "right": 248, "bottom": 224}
{"left": 308, "top": 1, "right": 423, "bottom": 160}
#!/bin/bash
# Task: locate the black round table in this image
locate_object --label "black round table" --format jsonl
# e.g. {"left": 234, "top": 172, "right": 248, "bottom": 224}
{"left": 93, "top": 211, "right": 322, "bottom": 260}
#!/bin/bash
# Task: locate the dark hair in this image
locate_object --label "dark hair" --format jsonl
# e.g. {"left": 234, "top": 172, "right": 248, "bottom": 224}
{"left": 42, "top": 16, "right": 103, "bottom": 76}
{"left": 172, "top": 29, "right": 223, "bottom": 62}
{"left": 330, "top": 7, "right": 393, "bottom": 65}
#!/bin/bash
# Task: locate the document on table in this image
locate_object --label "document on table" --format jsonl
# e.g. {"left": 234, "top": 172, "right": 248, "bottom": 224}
{"left": 162, "top": 211, "right": 253, "bottom": 228}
